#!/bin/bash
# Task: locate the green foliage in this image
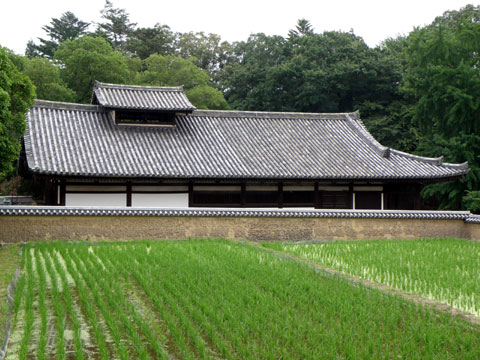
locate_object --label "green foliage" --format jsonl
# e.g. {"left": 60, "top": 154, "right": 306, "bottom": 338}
{"left": 97, "top": 0, "right": 136, "bottom": 51}
{"left": 219, "top": 28, "right": 402, "bottom": 118}
{"left": 417, "top": 134, "right": 480, "bottom": 209}
{"left": 136, "top": 54, "right": 210, "bottom": 88}
{"left": 403, "top": 7, "right": 480, "bottom": 209}
{"left": 23, "top": 57, "right": 75, "bottom": 102}
{"left": 0, "top": 175, "right": 23, "bottom": 195}
{"left": 185, "top": 85, "right": 229, "bottom": 110}
{"left": 54, "top": 36, "right": 129, "bottom": 103}
{"left": 0, "top": 48, "right": 35, "bottom": 179}
{"left": 135, "top": 54, "right": 229, "bottom": 109}
{"left": 288, "top": 19, "right": 314, "bottom": 38}
{"left": 124, "top": 24, "right": 176, "bottom": 59}
{"left": 25, "top": 12, "right": 89, "bottom": 58}
{"left": 177, "top": 32, "right": 234, "bottom": 76}
{"left": 464, "top": 191, "right": 480, "bottom": 214}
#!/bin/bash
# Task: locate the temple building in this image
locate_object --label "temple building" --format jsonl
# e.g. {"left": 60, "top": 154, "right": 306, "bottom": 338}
{"left": 20, "top": 81, "right": 468, "bottom": 209}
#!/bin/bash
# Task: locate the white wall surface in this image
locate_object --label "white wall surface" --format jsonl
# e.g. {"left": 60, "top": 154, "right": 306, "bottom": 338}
{"left": 65, "top": 193, "right": 126, "bottom": 207}
{"left": 132, "top": 193, "right": 189, "bottom": 208}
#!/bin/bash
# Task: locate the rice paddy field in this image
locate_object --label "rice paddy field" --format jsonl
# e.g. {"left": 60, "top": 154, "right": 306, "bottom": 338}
{"left": 3, "top": 239, "right": 480, "bottom": 359}
{"left": 264, "top": 238, "right": 480, "bottom": 317}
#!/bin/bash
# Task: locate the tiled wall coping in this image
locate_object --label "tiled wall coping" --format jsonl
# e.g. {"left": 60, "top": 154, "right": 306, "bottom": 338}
{"left": 0, "top": 206, "right": 477, "bottom": 222}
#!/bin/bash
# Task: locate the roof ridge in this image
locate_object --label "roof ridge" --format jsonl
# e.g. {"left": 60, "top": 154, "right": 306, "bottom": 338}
{"left": 193, "top": 109, "right": 358, "bottom": 120}
{"left": 344, "top": 114, "right": 390, "bottom": 158}
{"left": 94, "top": 81, "right": 184, "bottom": 92}
{"left": 34, "top": 99, "right": 103, "bottom": 112}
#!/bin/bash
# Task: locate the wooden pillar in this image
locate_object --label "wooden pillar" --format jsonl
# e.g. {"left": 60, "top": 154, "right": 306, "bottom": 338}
{"left": 314, "top": 182, "right": 319, "bottom": 209}
{"left": 278, "top": 183, "right": 283, "bottom": 209}
{"left": 415, "top": 184, "right": 421, "bottom": 210}
{"left": 348, "top": 183, "right": 354, "bottom": 209}
{"left": 241, "top": 183, "right": 246, "bottom": 207}
{"left": 188, "top": 182, "right": 193, "bottom": 207}
{"left": 59, "top": 180, "right": 66, "bottom": 206}
{"left": 126, "top": 181, "right": 132, "bottom": 207}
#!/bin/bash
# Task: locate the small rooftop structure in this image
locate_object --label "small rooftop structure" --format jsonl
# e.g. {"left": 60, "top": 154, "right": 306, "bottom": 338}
{"left": 92, "top": 81, "right": 196, "bottom": 112}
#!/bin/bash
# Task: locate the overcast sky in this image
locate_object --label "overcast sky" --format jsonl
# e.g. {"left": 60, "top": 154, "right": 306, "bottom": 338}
{"left": 0, "top": 0, "right": 475, "bottom": 54}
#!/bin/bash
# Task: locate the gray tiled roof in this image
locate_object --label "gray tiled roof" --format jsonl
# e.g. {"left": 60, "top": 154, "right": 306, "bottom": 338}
{"left": 24, "top": 100, "right": 468, "bottom": 180}
{"left": 92, "top": 81, "right": 196, "bottom": 112}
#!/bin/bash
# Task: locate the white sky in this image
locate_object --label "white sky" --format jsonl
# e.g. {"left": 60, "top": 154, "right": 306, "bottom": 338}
{"left": 0, "top": 0, "right": 476, "bottom": 54}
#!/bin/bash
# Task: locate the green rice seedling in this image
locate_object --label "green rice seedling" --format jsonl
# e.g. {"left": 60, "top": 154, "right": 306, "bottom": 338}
{"left": 65, "top": 247, "right": 130, "bottom": 360}
{"left": 124, "top": 244, "right": 244, "bottom": 359}
{"left": 48, "top": 248, "right": 85, "bottom": 360}
{"left": 42, "top": 246, "right": 67, "bottom": 360}
{"left": 74, "top": 247, "right": 154, "bottom": 360}
{"left": 11, "top": 240, "right": 480, "bottom": 359}
{"left": 103, "top": 244, "right": 196, "bottom": 359}
{"left": 92, "top": 247, "right": 170, "bottom": 360}
{"left": 265, "top": 238, "right": 480, "bottom": 316}
{"left": 34, "top": 248, "right": 48, "bottom": 360}
{"left": 141, "top": 239, "right": 480, "bottom": 359}
{"left": 56, "top": 245, "right": 110, "bottom": 360}
{"left": 18, "top": 246, "right": 35, "bottom": 360}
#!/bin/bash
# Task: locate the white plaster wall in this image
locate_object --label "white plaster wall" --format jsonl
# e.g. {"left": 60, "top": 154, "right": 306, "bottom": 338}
{"left": 132, "top": 193, "right": 189, "bottom": 208}
{"left": 65, "top": 193, "right": 126, "bottom": 207}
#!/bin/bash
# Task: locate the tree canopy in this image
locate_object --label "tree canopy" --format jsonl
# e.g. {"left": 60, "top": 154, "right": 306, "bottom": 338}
{"left": 23, "top": 57, "right": 75, "bottom": 102}
{"left": 134, "top": 54, "right": 228, "bottom": 109}
{"left": 26, "top": 11, "right": 89, "bottom": 58}
{"left": 0, "top": 47, "right": 35, "bottom": 179}
{"left": 96, "top": 0, "right": 136, "bottom": 51}
{"left": 54, "top": 36, "right": 129, "bottom": 103}
{"left": 403, "top": 11, "right": 480, "bottom": 210}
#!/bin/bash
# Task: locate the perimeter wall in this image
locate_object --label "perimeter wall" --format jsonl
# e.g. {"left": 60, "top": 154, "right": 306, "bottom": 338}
{"left": 1, "top": 207, "right": 479, "bottom": 243}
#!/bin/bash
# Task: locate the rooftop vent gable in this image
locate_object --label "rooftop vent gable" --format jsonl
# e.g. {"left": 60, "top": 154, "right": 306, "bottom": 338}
{"left": 92, "top": 81, "right": 196, "bottom": 113}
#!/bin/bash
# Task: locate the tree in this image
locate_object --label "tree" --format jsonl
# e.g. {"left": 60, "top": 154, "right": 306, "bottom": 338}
{"left": 217, "top": 33, "right": 290, "bottom": 110}
{"left": 185, "top": 85, "right": 229, "bottom": 110}
{"left": 23, "top": 57, "right": 76, "bottom": 102}
{"left": 96, "top": 0, "right": 136, "bottom": 51}
{"left": 403, "top": 8, "right": 480, "bottom": 209}
{"left": 136, "top": 54, "right": 211, "bottom": 89}
{"left": 54, "top": 36, "right": 129, "bottom": 103}
{"left": 464, "top": 190, "right": 480, "bottom": 214}
{"left": 0, "top": 47, "right": 35, "bottom": 179}
{"left": 177, "top": 32, "right": 234, "bottom": 76}
{"left": 124, "top": 24, "right": 176, "bottom": 59}
{"left": 219, "top": 29, "right": 388, "bottom": 113}
{"left": 288, "top": 19, "right": 314, "bottom": 38}
{"left": 134, "top": 54, "right": 228, "bottom": 109}
{"left": 25, "top": 12, "right": 89, "bottom": 58}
